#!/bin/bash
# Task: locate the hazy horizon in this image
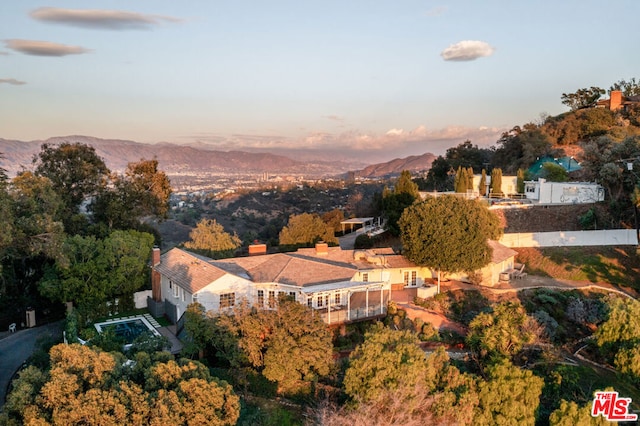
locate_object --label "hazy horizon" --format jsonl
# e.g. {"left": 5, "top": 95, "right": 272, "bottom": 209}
{"left": 2, "top": 1, "right": 639, "bottom": 160}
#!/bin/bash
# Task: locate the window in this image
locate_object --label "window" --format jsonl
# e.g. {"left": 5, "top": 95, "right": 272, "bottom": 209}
{"left": 268, "top": 290, "right": 276, "bottom": 308}
{"left": 289, "top": 291, "right": 296, "bottom": 301}
{"left": 172, "top": 281, "right": 179, "bottom": 298}
{"left": 404, "top": 271, "right": 417, "bottom": 286}
{"left": 325, "top": 295, "right": 329, "bottom": 306}
{"left": 181, "top": 288, "right": 185, "bottom": 302}
{"left": 317, "top": 295, "right": 324, "bottom": 307}
{"left": 334, "top": 293, "right": 341, "bottom": 305}
{"left": 362, "top": 272, "right": 369, "bottom": 282}
{"left": 257, "top": 290, "right": 264, "bottom": 307}
{"left": 307, "top": 297, "right": 313, "bottom": 308}
{"left": 220, "top": 293, "right": 235, "bottom": 309}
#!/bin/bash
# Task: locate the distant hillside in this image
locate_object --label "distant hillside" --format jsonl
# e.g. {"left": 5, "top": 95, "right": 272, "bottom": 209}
{"left": 0, "top": 136, "right": 358, "bottom": 178}
{"left": 356, "top": 153, "right": 437, "bottom": 178}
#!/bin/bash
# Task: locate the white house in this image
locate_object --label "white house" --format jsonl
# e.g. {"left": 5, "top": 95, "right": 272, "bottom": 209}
{"left": 149, "top": 244, "right": 436, "bottom": 326}
{"left": 524, "top": 178, "right": 605, "bottom": 204}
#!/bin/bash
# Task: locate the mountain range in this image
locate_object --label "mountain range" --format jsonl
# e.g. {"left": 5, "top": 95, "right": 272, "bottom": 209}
{"left": 0, "top": 136, "right": 436, "bottom": 179}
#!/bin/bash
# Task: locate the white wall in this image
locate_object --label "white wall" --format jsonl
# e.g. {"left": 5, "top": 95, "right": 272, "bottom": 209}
{"left": 500, "top": 229, "right": 638, "bottom": 247}
{"left": 134, "top": 290, "right": 152, "bottom": 309}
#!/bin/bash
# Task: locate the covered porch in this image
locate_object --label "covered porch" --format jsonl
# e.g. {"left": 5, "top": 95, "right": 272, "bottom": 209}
{"left": 302, "top": 281, "right": 391, "bottom": 325}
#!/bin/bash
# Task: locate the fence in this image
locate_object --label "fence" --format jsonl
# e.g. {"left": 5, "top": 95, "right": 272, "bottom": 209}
{"left": 499, "top": 229, "right": 638, "bottom": 248}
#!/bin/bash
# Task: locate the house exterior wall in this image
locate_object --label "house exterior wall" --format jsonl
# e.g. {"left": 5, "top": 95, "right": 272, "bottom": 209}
{"left": 193, "top": 274, "right": 254, "bottom": 313}
{"left": 524, "top": 179, "right": 604, "bottom": 204}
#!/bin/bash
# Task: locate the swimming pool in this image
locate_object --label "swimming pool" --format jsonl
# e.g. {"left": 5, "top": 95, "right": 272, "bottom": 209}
{"left": 94, "top": 316, "right": 161, "bottom": 345}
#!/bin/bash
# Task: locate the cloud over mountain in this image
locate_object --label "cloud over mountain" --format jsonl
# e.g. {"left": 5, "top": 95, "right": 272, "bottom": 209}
{"left": 441, "top": 40, "right": 495, "bottom": 61}
{"left": 5, "top": 39, "right": 90, "bottom": 57}
{"left": 30, "top": 7, "right": 183, "bottom": 30}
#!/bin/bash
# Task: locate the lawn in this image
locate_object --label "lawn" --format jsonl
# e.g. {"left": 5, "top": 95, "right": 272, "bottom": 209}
{"left": 515, "top": 246, "right": 640, "bottom": 292}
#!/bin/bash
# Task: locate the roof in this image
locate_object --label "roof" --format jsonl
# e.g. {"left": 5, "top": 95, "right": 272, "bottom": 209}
{"left": 155, "top": 246, "right": 422, "bottom": 292}
{"left": 340, "top": 217, "right": 374, "bottom": 225}
{"left": 154, "top": 248, "right": 228, "bottom": 294}
{"left": 488, "top": 240, "right": 518, "bottom": 264}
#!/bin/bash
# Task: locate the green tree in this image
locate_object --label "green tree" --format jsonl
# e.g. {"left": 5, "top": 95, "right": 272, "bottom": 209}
{"left": 344, "top": 324, "right": 428, "bottom": 403}
{"left": 516, "top": 168, "right": 525, "bottom": 193}
{"left": 423, "top": 156, "right": 454, "bottom": 192}
{"left": 380, "top": 170, "right": 420, "bottom": 236}
{"left": 445, "top": 140, "right": 493, "bottom": 172}
{"left": 33, "top": 142, "right": 109, "bottom": 233}
{"left": 541, "top": 162, "right": 569, "bottom": 182}
{"left": 561, "top": 86, "right": 605, "bottom": 111}
{"left": 92, "top": 159, "right": 172, "bottom": 230}
{"left": 610, "top": 77, "right": 640, "bottom": 96}
{"left": 490, "top": 168, "right": 503, "bottom": 197}
{"left": 466, "top": 302, "right": 539, "bottom": 361}
{"left": 398, "top": 195, "right": 502, "bottom": 292}
{"left": 474, "top": 360, "right": 544, "bottom": 426}
{"left": 479, "top": 169, "right": 488, "bottom": 196}
{"left": 279, "top": 213, "right": 338, "bottom": 247}
{"left": 595, "top": 296, "right": 640, "bottom": 361}
{"left": 184, "top": 219, "right": 242, "bottom": 259}
{"left": 39, "top": 230, "right": 154, "bottom": 319}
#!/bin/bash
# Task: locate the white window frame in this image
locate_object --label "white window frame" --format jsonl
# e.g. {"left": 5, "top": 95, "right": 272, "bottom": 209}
{"left": 220, "top": 293, "right": 235, "bottom": 309}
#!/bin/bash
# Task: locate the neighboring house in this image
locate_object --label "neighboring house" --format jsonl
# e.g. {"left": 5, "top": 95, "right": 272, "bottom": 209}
{"left": 149, "top": 243, "right": 435, "bottom": 326}
{"left": 596, "top": 90, "right": 640, "bottom": 111}
{"left": 524, "top": 178, "right": 605, "bottom": 204}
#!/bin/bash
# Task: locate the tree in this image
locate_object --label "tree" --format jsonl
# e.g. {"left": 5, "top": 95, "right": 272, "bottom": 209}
{"left": 541, "top": 162, "right": 569, "bottom": 182}
{"left": 610, "top": 77, "right": 640, "bottom": 96}
{"left": 423, "top": 156, "right": 454, "bottom": 192}
{"left": 479, "top": 169, "right": 488, "bottom": 196}
{"left": 92, "top": 159, "right": 172, "bottom": 230}
{"left": 380, "top": 170, "right": 420, "bottom": 236}
{"left": 398, "top": 195, "right": 502, "bottom": 292}
{"left": 33, "top": 142, "right": 109, "bottom": 232}
{"left": 561, "top": 86, "right": 605, "bottom": 111}
{"left": 516, "top": 168, "right": 525, "bottom": 193}
{"left": 549, "top": 400, "right": 609, "bottom": 426}
{"left": 344, "top": 324, "right": 428, "bottom": 403}
{"left": 39, "top": 230, "right": 154, "bottom": 319}
{"left": 445, "top": 140, "right": 493, "bottom": 173}
{"left": 473, "top": 360, "right": 544, "bottom": 426}
{"left": 595, "top": 296, "right": 640, "bottom": 360}
{"left": 209, "top": 297, "right": 333, "bottom": 394}
{"left": 341, "top": 325, "right": 479, "bottom": 424}
{"left": 490, "top": 168, "right": 503, "bottom": 196}
{"left": 1, "top": 344, "right": 240, "bottom": 426}
{"left": 322, "top": 208, "right": 345, "bottom": 233}
{"left": 184, "top": 219, "right": 241, "bottom": 259}
{"left": 466, "top": 302, "right": 539, "bottom": 361}
{"left": 279, "top": 213, "right": 338, "bottom": 247}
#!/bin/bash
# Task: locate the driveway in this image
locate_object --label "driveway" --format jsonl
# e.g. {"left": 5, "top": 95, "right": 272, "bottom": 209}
{"left": 0, "top": 321, "right": 64, "bottom": 408}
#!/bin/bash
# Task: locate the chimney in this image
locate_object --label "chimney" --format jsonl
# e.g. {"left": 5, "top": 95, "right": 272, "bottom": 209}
{"left": 610, "top": 90, "right": 623, "bottom": 111}
{"left": 151, "top": 247, "right": 162, "bottom": 301}
{"left": 248, "top": 243, "right": 267, "bottom": 256}
{"left": 315, "top": 242, "right": 329, "bottom": 255}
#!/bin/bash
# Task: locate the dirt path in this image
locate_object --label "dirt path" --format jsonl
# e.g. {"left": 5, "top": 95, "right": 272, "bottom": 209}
{"left": 395, "top": 302, "right": 467, "bottom": 335}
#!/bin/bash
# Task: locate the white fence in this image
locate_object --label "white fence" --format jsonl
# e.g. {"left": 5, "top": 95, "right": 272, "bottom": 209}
{"left": 134, "top": 290, "right": 152, "bottom": 309}
{"left": 499, "top": 229, "right": 638, "bottom": 248}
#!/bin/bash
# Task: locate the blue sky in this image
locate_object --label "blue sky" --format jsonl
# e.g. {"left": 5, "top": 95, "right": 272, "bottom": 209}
{"left": 1, "top": 1, "right": 639, "bottom": 162}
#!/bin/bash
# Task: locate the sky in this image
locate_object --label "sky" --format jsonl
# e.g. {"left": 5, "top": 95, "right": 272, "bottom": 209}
{"left": 1, "top": 1, "right": 639, "bottom": 163}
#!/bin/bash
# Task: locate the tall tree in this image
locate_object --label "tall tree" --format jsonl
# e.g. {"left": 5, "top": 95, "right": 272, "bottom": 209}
{"left": 478, "top": 169, "right": 488, "bottom": 196}
{"left": 33, "top": 143, "right": 109, "bottom": 232}
{"left": 380, "top": 170, "right": 419, "bottom": 236}
{"left": 610, "top": 77, "right": 640, "bottom": 96}
{"left": 398, "top": 195, "right": 502, "bottom": 292}
{"left": 279, "top": 213, "right": 338, "bottom": 246}
{"left": 394, "top": 170, "right": 419, "bottom": 198}
{"left": 92, "top": 159, "right": 171, "bottom": 230}
{"left": 184, "top": 219, "right": 241, "bottom": 259}
{"left": 473, "top": 360, "right": 544, "bottom": 426}
{"left": 561, "top": 86, "right": 605, "bottom": 111}
{"left": 490, "top": 168, "right": 503, "bottom": 197}
{"left": 516, "top": 168, "right": 525, "bottom": 193}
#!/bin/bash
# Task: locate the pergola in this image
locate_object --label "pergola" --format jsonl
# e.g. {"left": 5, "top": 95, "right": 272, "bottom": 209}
{"left": 340, "top": 217, "right": 374, "bottom": 234}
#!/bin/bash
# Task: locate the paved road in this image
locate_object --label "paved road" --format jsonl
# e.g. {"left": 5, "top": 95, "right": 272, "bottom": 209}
{"left": 0, "top": 321, "right": 64, "bottom": 408}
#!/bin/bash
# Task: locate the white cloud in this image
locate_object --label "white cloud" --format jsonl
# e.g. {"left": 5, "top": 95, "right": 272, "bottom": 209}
{"left": 441, "top": 40, "right": 495, "bottom": 61}
{"left": 386, "top": 128, "right": 404, "bottom": 136}
{"left": 30, "top": 7, "right": 183, "bottom": 30}
{"left": 0, "top": 78, "right": 26, "bottom": 85}
{"left": 5, "top": 39, "right": 90, "bottom": 57}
